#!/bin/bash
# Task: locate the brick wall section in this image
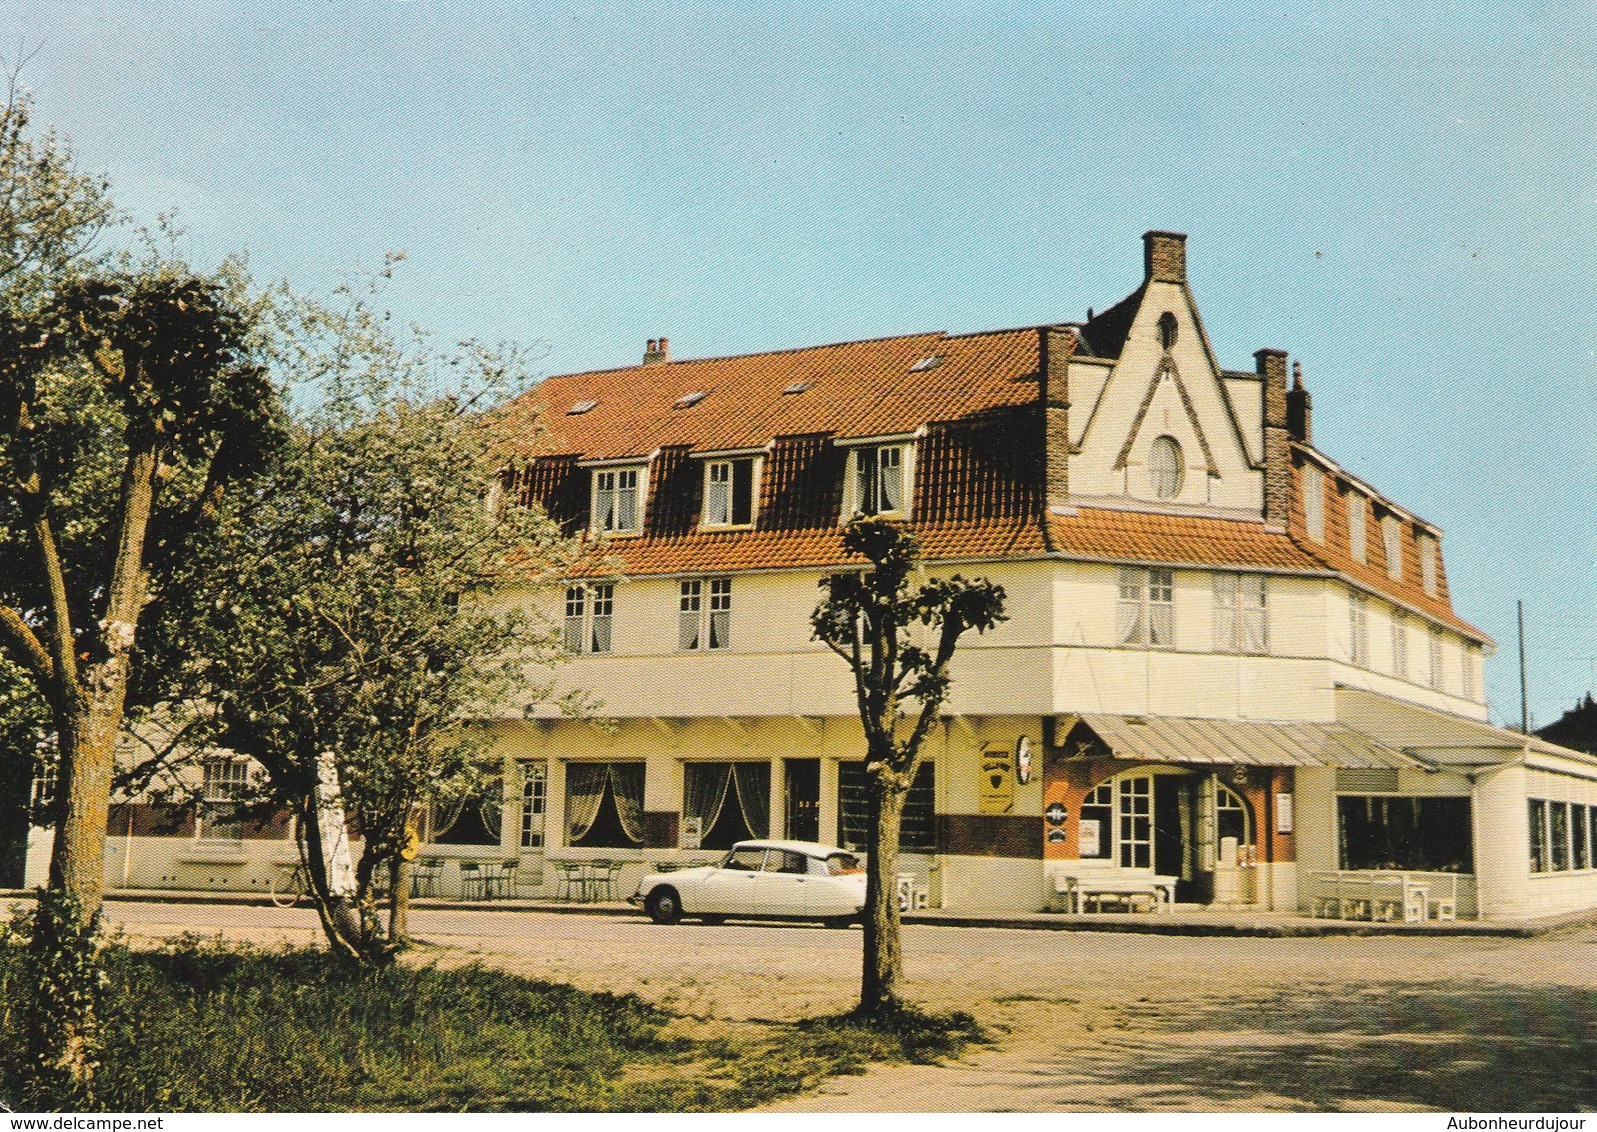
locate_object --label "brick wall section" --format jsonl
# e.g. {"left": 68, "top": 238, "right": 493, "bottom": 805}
{"left": 642, "top": 811, "right": 679, "bottom": 849}
{"left": 1257, "top": 348, "right": 1292, "bottom": 532}
{"left": 1039, "top": 325, "right": 1076, "bottom": 518}
{"left": 939, "top": 813, "right": 1043, "bottom": 859}
{"left": 1143, "top": 230, "right": 1188, "bottom": 284}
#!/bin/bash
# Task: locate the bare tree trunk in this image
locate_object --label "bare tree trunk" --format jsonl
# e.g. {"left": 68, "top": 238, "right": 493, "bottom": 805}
{"left": 860, "top": 775, "right": 909, "bottom": 1016}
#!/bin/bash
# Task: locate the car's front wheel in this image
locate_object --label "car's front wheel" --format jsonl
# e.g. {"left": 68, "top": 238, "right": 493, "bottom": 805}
{"left": 646, "top": 887, "right": 682, "bottom": 924}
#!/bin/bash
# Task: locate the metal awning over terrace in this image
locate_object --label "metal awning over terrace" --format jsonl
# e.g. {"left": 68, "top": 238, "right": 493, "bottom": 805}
{"left": 1064, "top": 713, "right": 1421, "bottom": 770}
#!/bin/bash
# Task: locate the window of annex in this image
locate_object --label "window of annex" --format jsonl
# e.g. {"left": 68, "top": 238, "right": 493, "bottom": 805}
{"left": 1338, "top": 795, "right": 1473, "bottom": 872}
{"left": 564, "top": 583, "right": 615, "bottom": 654}
{"left": 1118, "top": 567, "right": 1174, "bottom": 648}
{"left": 682, "top": 762, "right": 771, "bottom": 850}
{"left": 843, "top": 441, "right": 911, "bottom": 519}
{"left": 1530, "top": 798, "right": 1597, "bottom": 874}
{"left": 838, "top": 761, "right": 935, "bottom": 853}
{"left": 200, "top": 756, "right": 251, "bottom": 840}
{"left": 1428, "top": 626, "right": 1447, "bottom": 692}
{"left": 699, "top": 454, "right": 760, "bottom": 529}
{"left": 566, "top": 762, "right": 645, "bottom": 849}
{"left": 589, "top": 463, "right": 646, "bottom": 535}
{"left": 1213, "top": 572, "right": 1267, "bottom": 654}
{"left": 1391, "top": 609, "right": 1409, "bottom": 680}
{"left": 679, "top": 578, "right": 732, "bottom": 650}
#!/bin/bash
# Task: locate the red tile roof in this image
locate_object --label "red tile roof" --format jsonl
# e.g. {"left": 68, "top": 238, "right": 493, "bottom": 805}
{"left": 496, "top": 328, "right": 1041, "bottom": 460}
{"left": 496, "top": 325, "right": 1487, "bottom": 643}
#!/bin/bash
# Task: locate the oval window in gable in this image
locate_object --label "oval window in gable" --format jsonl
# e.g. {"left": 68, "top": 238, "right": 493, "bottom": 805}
{"left": 1150, "top": 435, "right": 1184, "bottom": 499}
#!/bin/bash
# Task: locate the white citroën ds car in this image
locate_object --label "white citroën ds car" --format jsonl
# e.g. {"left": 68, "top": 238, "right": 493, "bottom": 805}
{"left": 630, "top": 840, "right": 867, "bottom": 926}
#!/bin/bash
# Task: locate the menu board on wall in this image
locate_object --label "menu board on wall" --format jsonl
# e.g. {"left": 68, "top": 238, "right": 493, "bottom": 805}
{"left": 1078, "top": 819, "right": 1100, "bottom": 857}
{"left": 1275, "top": 792, "right": 1293, "bottom": 835}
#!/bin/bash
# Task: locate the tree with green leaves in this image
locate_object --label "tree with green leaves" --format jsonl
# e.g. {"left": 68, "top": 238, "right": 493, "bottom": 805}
{"left": 811, "top": 518, "right": 1006, "bottom": 1016}
{"left": 150, "top": 277, "right": 577, "bottom": 965}
{"left": 0, "top": 76, "right": 281, "bottom": 1086}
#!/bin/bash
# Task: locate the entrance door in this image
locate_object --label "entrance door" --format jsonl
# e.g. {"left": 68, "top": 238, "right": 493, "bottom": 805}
{"left": 785, "top": 760, "right": 820, "bottom": 842}
{"left": 1153, "top": 775, "right": 1201, "bottom": 901}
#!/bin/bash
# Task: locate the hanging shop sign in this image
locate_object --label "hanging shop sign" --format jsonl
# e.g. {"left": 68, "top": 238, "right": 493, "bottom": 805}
{"left": 979, "top": 742, "right": 1015, "bottom": 814}
{"left": 1015, "top": 736, "right": 1033, "bottom": 785}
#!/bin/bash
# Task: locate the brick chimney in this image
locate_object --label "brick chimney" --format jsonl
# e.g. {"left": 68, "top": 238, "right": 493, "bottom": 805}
{"left": 1039, "top": 325, "right": 1078, "bottom": 528}
{"left": 1143, "top": 230, "right": 1188, "bottom": 285}
{"left": 642, "top": 336, "right": 670, "bottom": 366}
{"left": 1286, "top": 361, "right": 1312, "bottom": 444}
{"left": 1256, "top": 348, "right": 1290, "bottom": 531}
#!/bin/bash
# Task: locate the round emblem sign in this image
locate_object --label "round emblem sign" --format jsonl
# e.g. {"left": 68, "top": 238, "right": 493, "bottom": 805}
{"left": 1015, "top": 736, "right": 1033, "bottom": 785}
{"left": 1046, "top": 828, "right": 1068, "bottom": 845}
{"left": 1045, "top": 802, "right": 1067, "bottom": 827}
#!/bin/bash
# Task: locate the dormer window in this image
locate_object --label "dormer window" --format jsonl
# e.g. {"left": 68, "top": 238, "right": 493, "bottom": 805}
{"left": 1303, "top": 464, "right": 1325, "bottom": 542}
{"left": 1149, "top": 435, "right": 1184, "bottom": 499}
{"left": 1420, "top": 533, "right": 1439, "bottom": 596}
{"left": 1382, "top": 514, "right": 1403, "bottom": 580}
{"left": 1347, "top": 491, "right": 1367, "bottom": 564}
{"left": 591, "top": 465, "right": 644, "bottom": 535}
{"left": 703, "top": 457, "right": 757, "bottom": 528}
{"left": 846, "top": 442, "right": 910, "bottom": 519}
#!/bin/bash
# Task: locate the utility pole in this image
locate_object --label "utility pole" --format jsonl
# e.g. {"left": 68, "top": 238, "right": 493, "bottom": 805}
{"left": 1518, "top": 600, "right": 1529, "bottom": 734}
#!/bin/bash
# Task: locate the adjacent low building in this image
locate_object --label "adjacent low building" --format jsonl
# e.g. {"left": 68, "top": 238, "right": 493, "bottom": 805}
{"left": 26, "top": 231, "right": 1596, "bottom": 921}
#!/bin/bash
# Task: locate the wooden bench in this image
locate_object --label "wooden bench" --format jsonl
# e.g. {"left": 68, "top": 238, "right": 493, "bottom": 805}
{"left": 1053, "top": 870, "right": 1176, "bottom": 914}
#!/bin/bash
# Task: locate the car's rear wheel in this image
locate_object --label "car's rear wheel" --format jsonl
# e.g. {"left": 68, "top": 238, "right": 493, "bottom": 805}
{"left": 646, "top": 888, "right": 682, "bottom": 924}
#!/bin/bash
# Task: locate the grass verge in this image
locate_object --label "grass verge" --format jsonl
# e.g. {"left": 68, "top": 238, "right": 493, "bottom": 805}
{"left": 0, "top": 933, "right": 982, "bottom": 1112}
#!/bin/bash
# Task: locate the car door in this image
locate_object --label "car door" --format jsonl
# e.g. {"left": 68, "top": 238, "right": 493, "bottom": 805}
{"left": 807, "top": 851, "right": 865, "bottom": 918}
{"left": 751, "top": 849, "right": 811, "bottom": 916}
{"left": 693, "top": 846, "right": 765, "bottom": 914}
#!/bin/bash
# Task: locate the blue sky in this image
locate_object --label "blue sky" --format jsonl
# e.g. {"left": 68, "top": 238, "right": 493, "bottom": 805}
{"left": 10, "top": 0, "right": 1594, "bottom": 729}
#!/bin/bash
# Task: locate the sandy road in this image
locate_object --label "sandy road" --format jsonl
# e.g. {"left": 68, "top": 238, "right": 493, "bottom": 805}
{"left": 77, "top": 900, "right": 1597, "bottom": 1111}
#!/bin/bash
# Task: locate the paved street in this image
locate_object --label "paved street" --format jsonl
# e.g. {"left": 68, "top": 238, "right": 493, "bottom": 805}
{"left": 72, "top": 901, "right": 1597, "bottom": 1110}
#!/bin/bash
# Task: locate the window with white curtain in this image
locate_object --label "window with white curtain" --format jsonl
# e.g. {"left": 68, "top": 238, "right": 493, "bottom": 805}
{"left": 679, "top": 578, "right": 731, "bottom": 650}
{"left": 566, "top": 763, "right": 645, "bottom": 848}
{"left": 1118, "top": 567, "right": 1175, "bottom": 647}
{"left": 1346, "top": 491, "right": 1367, "bottom": 564}
{"left": 1383, "top": 515, "right": 1403, "bottom": 580}
{"left": 1390, "top": 609, "right": 1409, "bottom": 680}
{"left": 1303, "top": 464, "right": 1325, "bottom": 541}
{"left": 850, "top": 444, "right": 908, "bottom": 518}
{"left": 564, "top": 584, "right": 614, "bottom": 654}
{"left": 681, "top": 762, "right": 771, "bottom": 849}
{"left": 592, "top": 466, "right": 643, "bottom": 534}
{"left": 1213, "top": 572, "right": 1268, "bottom": 654}
{"left": 1349, "top": 591, "right": 1369, "bottom": 667}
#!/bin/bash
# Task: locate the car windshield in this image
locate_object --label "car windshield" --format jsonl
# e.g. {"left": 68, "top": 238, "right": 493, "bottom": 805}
{"left": 721, "top": 846, "right": 767, "bottom": 871}
{"left": 825, "top": 852, "right": 862, "bottom": 875}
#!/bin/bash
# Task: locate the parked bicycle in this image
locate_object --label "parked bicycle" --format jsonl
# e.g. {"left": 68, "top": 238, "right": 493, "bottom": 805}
{"left": 269, "top": 861, "right": 309, "bottom": 908}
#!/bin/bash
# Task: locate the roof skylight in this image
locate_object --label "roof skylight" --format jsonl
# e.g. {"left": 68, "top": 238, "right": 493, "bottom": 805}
{"left": 567, "top": 399, "right": 598, "bottom": 415}
{"left": 783, "top": 381, "right": 812, "bottom": 395}
{"left": 674, "top": 390, "right": 708, "bottom": 409}
{"left": 909, "top": 355, "right": 944, "bottom": 373}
